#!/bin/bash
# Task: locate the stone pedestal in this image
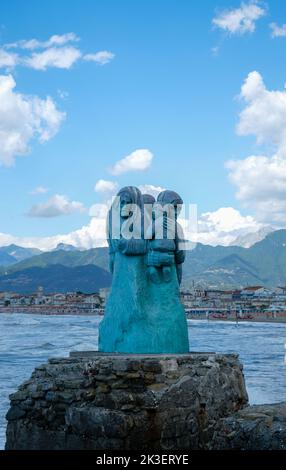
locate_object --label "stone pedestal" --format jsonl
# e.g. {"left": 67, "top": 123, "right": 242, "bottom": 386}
{"left": 5, "top": 352, "right": 248, "bottom": 450}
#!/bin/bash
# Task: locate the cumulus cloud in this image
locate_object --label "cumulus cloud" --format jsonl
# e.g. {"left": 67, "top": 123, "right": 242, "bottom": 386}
{"left": 237, "top": 71, "right": 286, "bottom": 149}
{"left": 0, "top": 74, "right": 65, "bottom": 166}
{"left": 110, "top": 149, "right": 153, "bottom": 175}
{"left": 176, "top": 207, "right": 263, "bottom": 246}
{"left": 227, "top": 71, "right": 286, "bottom": 224}
{"left": 94, "top": 179, "right": 118, "bottom": 193}
{"left": 30, "top": 186, "right": 49, "bottom": 195}
{"left": 270, "top": 22, "right": 286, "bottom": 37}
{"left": 0, "top": 215, "right": 107, "bottom": 251}
{"left": 226, "top": 155, "right": 286, "bottom": 202}
{"left": 213, "top": 1, "right": 266, "bottom": 35}
{"left": 62, "top": 216, "right": 107, "bottom": 248}
{"left": 84, "top": 51, "right": 115, "bottom": 65}
{"left": 226, "top": 155, "right": 286, "bottom": 223}
{"left": 27, "top": 194, "right": 86, "bottom": 218}
{"left": 24, "top": 46, "right": 82, "bottom": 71}
{"left": 199, "top": 207, "right": 261, "bottom": 233}
{"left": 0, "top": 33, "right": 114, "bottom": 71}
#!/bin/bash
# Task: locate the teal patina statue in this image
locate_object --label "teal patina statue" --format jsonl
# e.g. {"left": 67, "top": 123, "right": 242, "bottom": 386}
{"left": 98, "top": 186, "right": 189, "bottom": 353}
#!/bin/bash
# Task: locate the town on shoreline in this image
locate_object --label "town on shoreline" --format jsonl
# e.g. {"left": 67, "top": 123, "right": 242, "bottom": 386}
{"left": 0, "top": 284, "right": 286, "bottom": 322}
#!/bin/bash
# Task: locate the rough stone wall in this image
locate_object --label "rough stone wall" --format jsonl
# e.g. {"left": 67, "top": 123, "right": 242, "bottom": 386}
{"left": 5, "top": 352, "right": 248, "bottom": 450}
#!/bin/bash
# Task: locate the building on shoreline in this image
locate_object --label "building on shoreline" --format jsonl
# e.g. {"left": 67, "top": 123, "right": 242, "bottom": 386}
{"left": 0, "top": 288, "right": 103, "bottom": 314}
{"left": 1, "top": 285, "right": 286, "bottom": 319}
{"left": 180, "top": 285, "right": 286, "bottom": 320}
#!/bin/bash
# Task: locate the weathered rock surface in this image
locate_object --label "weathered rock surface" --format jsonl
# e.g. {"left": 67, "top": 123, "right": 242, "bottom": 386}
{"left": 6, "top": 352, "right": 286, "bottom": 450}
{"left": 6, "top": 352, "right": 249, "bottom": 450}
{"left": 210, "top": 403, "right": 286, "bottom": 450}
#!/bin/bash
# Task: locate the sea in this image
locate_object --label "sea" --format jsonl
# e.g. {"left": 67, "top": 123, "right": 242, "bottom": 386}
{"left": 0, "top": 313, "right": 285, "bottom": 449}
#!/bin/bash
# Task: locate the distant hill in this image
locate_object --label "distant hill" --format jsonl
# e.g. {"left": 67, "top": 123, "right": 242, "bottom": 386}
{"left": 0, "top": 245, "right": 42, "bottom": 266}
{"left": 183, "top": 253, "right": 261, "bottom": 288}
{"left": 2, "top": 230, "right": 286, "bottom": 290}
{"left": 182, "top": 229, "right": 286, "bottom": 288}
{"left": 0, "top": 264, "right": 111, "bottom": 294}
{"left": 52, "top": 243, "right": 79, "bottom": 252}
{"left": 5, "top": 247, "right": 109, "bottom": 273}
{"left": 0, "top": 252, "right": 16, "bottom": 266}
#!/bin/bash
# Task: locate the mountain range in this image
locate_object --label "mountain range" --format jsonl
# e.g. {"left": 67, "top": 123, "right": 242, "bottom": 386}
{"left": 1, "top": 229, "right": 286, "bottom": 292}
{"left": 0, "top": 245, "right": 42, "bottom": 266}
{"left": 0, "top": 264, "right": 111, "bottom": 294}
{"left": 229, "top": 226, "right": 274, "bottom": 248}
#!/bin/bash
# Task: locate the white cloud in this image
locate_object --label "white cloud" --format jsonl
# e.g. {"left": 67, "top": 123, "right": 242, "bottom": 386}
{"left": 24, "top": 46, "right": 82, "bottom": 70}
{"left": 94, "top": 179, "right": 118, "bottom": 193}
{"left": 138, "top": 184, "right": 165, "bottom": 198}
{"left": 110, "top": 149, "right": 153, "bottom": 175}
{"left": 186, "top": 207, "right": 264, "bottom": 246}
{"left": 89, "top": 203, "right": 110, "bottom": 219}
{"left": 84, "top": 51, "right": 115, "bottom": 65}
{"left": 270, "top": 22, "right": 286, "bottom": 37}
{"left": 0, "top": 215, "right": 108, "bottom": 251}
{"left": 226, "top": 155, "right": 286, "bottom": 223}
{"left": 6, "top": 33, "right": 80, "bottom": 50}
{"left": 0, "top": 49, "right": 18, "bottom": 68}
{"left": 199, "top": 207, "right": 261, "bottom": 233}
{"left": 237, "top": 71, "right": 286, "bottom": 149}
{"left": 0, "top": 74, "right": 65, "bottom": 166}
{"left": 27, "top": 194, "right": 86, "bottom": 218}
{"left": 227, "top": 71, "right": 286, "bottom": 224}
{"left": 30, "top": 186, "right": 49, "bottom": 195}
{"left": 226, "top": 155, "right": 286, "bottom": 202}
{"left": 213, "top": 1, "right": 266, "bottom": 35}
{"left": 0, "top": 33, "right": 114, "bottom": 71}
{"left": 61, "top": 216, "right": 107, "bottom": 248}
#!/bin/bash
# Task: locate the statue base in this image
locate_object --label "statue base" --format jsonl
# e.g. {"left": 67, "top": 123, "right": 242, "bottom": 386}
{"left": 6, "top": 352, "right": 286, "bottom": 449}
{"left": 5, "top": 351, "right": 252, "bottom": 450}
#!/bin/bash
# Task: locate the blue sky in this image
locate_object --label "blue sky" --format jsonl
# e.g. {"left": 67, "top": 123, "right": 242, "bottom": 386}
{"left": 1, "top": 0, "right": 286, "bottom": 248}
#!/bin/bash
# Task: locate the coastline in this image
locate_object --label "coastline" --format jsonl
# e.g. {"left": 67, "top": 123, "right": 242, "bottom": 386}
{"left": 0, "top": 307, "right": 285, "bottom": 323}
{"left": 200, "top": 316, "right": 286, "bottom": 323}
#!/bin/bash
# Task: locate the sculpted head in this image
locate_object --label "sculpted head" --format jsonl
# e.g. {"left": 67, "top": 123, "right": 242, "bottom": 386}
{"left": 117, "top": 186, "right": 142, "bottom": 219}
{"left": 157, "top": 190, "right": 183, "bottom": 217}
{"left": 142, "top": 193, "right": 156, "bottom": 206}
{"left": 108, "top": 187, "right": 183, "bottom": 243}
